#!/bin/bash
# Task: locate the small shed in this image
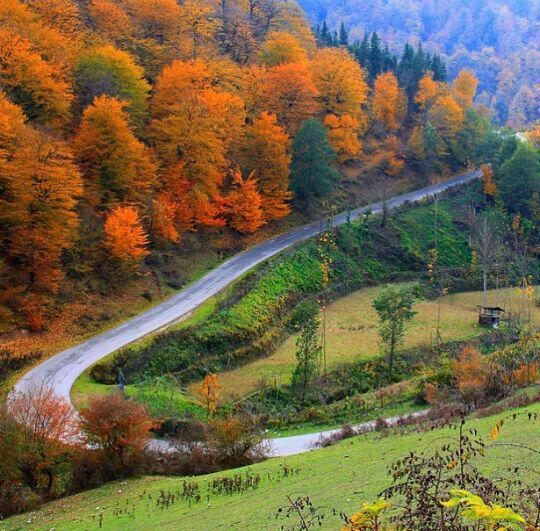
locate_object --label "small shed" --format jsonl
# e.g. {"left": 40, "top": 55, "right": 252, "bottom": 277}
{"left": 478, "top": 306, "right": 505, "bottom": 328}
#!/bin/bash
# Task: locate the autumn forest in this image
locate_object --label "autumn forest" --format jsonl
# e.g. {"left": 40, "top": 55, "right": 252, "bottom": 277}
{"left": 0, "top": 0, "right": 489, "bottom": 335}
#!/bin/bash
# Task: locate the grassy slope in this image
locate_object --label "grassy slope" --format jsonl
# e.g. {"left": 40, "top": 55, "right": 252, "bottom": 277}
{"left": 193, "top": 286, "right": 540, "bottom": 401}
{"left": 4, "top": 402, "right": 539, "bottom": 531}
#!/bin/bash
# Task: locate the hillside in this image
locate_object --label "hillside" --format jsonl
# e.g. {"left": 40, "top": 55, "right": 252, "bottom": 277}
{"left": 0, "top": 0, "right": 493, "bottom": 369}
{"left": 298, "top": 0, "right": 540, "bottom": 127}
{"left": 3, "top": 401, "right": 539, "bottom": 530}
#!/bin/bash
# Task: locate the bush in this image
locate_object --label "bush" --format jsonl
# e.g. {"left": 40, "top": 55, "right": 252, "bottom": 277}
{"left": 0, "top": 348, "right": 42, "bottom": 383}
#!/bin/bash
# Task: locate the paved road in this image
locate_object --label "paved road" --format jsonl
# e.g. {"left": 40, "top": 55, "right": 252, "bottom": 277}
{"left": 149, "top": 409, "right": 431, "bottom": 457}
{"left": 267, "top": 410, "right": 430, "bottom": 456}
{"left": 11, "top": 169, "right": 481, "bottom": 410}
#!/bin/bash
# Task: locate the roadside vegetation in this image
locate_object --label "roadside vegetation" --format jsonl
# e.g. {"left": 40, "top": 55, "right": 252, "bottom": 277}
{"left": 2, "top": 400, "right": 538, "bottom": 530}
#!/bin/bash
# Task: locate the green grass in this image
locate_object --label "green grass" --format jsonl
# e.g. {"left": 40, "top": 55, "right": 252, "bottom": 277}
{"left": 196, "top": 286, "right": 539, "bottom": 402}
{"left": 4, "top": 402, "right": 539, "bottom": 531}
{"left": 72, "top": 373, "right": 205, "bottom": 419}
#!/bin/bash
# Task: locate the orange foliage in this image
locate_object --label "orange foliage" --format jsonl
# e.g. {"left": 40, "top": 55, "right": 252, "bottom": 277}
{"left": 151, "top": 86, "right": 245, "bottom": 225}
{"left": 0, "top": 29, "right": 72, "bottom": 126}
{"left": 24, "top": 0, "right": 82, "bottom": 39}
{"left": 79, "top": 392, "right": 157, "bottom": 465}
{"left": 103, "top": 205, "right": 149, "bottom": 262}
{"left": 177, "top": 0, "right": 219, "bottom": 60}
{"left": 198, "top": 373, "right": 221, "bottom": 417}
{"left": 511, "top": 362, "right": 538, "bottom": 387}
{"left": 481, "top": 163, "right": 497, "bottom": 197}
{"left": 8, "top": 386, "right": 79, "bottom": 493}
{"left": 372, "top": 71, "right": 406, "bottom": 132}
{"left": 0, "top": 0, "right": 81, "bottom": 71}
{"left": 88, "top": 0, "right": 134, "bottom": 42}
{"left": 453, "top": 69, "right": 478, "bottom": 110}
{"left": 429, "top": 94, "right": 464, "bottom": 139}
{"left": 9, "top": 386, "right": 78, "bottom": 444}
{"left": 151, "top": 59, "right": 212, "bottom": 118}
{"left": 310, "top": 47, "right": 369, "bottom": 122}
{"left": 415, "top": 73, "right": 441, "bottom": 110}
{"left": 226, "top": 170, "right": 266, "bottom": 234}
{"left": 259, "top": 30, "right": 308, "bottom": 67}
{"left": 324, "top": 114, "right": 362, "bottom": 163}
{"left": 0, "top": 94, "right": 82, "bottom": 321}
{"left": 123, "top": 0, "right": 182, "bottom": 44}
{"left": 151, "top": 192, "right": 180, "bottom": 243}
{"left": 263, "top": 62, "right": 319, "bottom": 133}
{"left": 453, "top": 347, "right": 490, "bottom": 406}
{"left": 73, "top": 95, "right": 157, "bottom": 208}
{"left": 238, "top": 112, "right": 292, "bottom": 220}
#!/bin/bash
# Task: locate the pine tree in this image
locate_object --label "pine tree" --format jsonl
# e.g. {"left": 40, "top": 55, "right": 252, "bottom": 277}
{"left": 290, "top": 119, "right": 339, "bottom": 207}
{"left": 339, "top": 22, "right": 348, "bottom": 46}
{"left": 369, "top": 32, "right": 383, "bottom": 81}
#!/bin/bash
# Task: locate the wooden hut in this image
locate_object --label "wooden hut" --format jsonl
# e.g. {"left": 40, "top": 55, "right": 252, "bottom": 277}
{"left": 478, "top": 306, "right": 505, "bottom": 328}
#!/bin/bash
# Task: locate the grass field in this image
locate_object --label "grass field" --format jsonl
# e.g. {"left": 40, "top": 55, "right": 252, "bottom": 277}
{"left": 192, "top": 285, "right": 539, "bottom": 402}
{"left": 3, "top": 401, "right": 539, "bottom": 531}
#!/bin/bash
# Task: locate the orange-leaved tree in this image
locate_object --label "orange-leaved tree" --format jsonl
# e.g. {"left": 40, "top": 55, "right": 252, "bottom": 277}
{"left": 310, "top": 47, "right": 369, "bottom": 123}
{"left": 372, "top": 71, "right": 407, "bottom": 132}
{"left": 8, "top": 385, "right": 79, "bottom": 494}
{"left": 151, "top": 86, "right": 245, "bottom": 227}
{"left": 0, "top": 29, "right": 73, "bottom": 127}
{"left": 150, "top": 192, "right": 180, "bottom": 243}
{"left": 428, "top": 94, "right": 464, "bottom": 141}
{"left": 415, "top": 72, "right": 441, "bottom": 111}
{"left": 103, "top": 205, "right": 149, "bottom": 264}
{"left": 237, "top": 111, "right": 292, "bottom": 221}
{"left": 226, "top": 169, "right": 266, "bottom": 234}
{"left": 87, "top": 0, "right": 134, "bottom": 44}
{"left": 263, "top": 62, "right": 319, "bottom": 133}
{"left": 324, "top": 114, "right": 362, "bottom": 163}
{"left": 481, "top": 163, "right": 497, "bottom": 198}
{"left": 0, "top": 94, "right": 82, "bottom": 328}
{"left": 79, "top": 392, "right": 156, "bottom": 471}
{"left": 453, "top": 69, "right": 478, "bottom": 110}
{"left": 198, "top": 373, "right": 221, "bottom": 417}
{"left": 73, "top": 95, "right": 157, "bottom": 209}
{"left": 453, "top": 347, "right": 491, "bottom": 407}
{"left": 259, "top": 30, "right": 307, "bottom": 67}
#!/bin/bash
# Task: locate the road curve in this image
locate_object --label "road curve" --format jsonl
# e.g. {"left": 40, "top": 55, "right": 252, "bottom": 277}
{"left": 11, "top": 169, "right": 481, "bottom": 407}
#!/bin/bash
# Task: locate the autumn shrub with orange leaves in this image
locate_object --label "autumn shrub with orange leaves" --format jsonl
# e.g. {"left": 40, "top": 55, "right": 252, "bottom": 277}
{"left": 425, "top": 334, "right": 539, "bottom": 410}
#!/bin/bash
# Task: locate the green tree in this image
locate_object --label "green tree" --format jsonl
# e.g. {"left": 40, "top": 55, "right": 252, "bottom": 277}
{"left": 290, "top": 119, "right": 339, "bottom": 208}
{"left": 291, "top": 300, "right": 321, "bottom": 403}
{"left": 75, "top": 45, "right": 150, "bottom": 131}
{"left": 372, "top": 285, "right": 417, "bottom": 379}
{"left": 498, "top": 142, "right": 540, "bottom": 219}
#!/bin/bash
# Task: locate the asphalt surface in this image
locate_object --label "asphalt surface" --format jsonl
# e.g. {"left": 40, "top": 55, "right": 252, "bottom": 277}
{"left": 11, "top": 169, "right": 480, "bottom": 454}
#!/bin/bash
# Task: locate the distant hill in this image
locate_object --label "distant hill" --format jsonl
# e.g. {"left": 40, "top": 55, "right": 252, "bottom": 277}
{"left": 298, "top": 0, "right": 540, "bottom": 127}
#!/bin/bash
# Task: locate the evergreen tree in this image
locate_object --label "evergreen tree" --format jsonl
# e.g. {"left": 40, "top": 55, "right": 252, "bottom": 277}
{"left": 339, "top": 22, "right": 349, "bottom": 46}
{"left": 354, "top": 32, "right": 370, "bottom": 69}
{"left": 369, "top": 32, "right": 383, "bottom": 80}
{"left": 320, "top": 20, "right": 330, "bottom": 46}
{"left": 290, "top": 119, "right": 339, "bottom": 207}
{"left": 431, "top": 54, "right": 447, "bottom": 81}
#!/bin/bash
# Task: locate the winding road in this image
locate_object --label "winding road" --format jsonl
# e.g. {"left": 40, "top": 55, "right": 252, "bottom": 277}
{"left": 12, "top": 169, "right": 480, "bottom": 456}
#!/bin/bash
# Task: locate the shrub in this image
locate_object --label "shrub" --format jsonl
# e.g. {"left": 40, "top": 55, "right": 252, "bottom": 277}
{"left": 79, "top": 393, "right": 157, "bottom": 477}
